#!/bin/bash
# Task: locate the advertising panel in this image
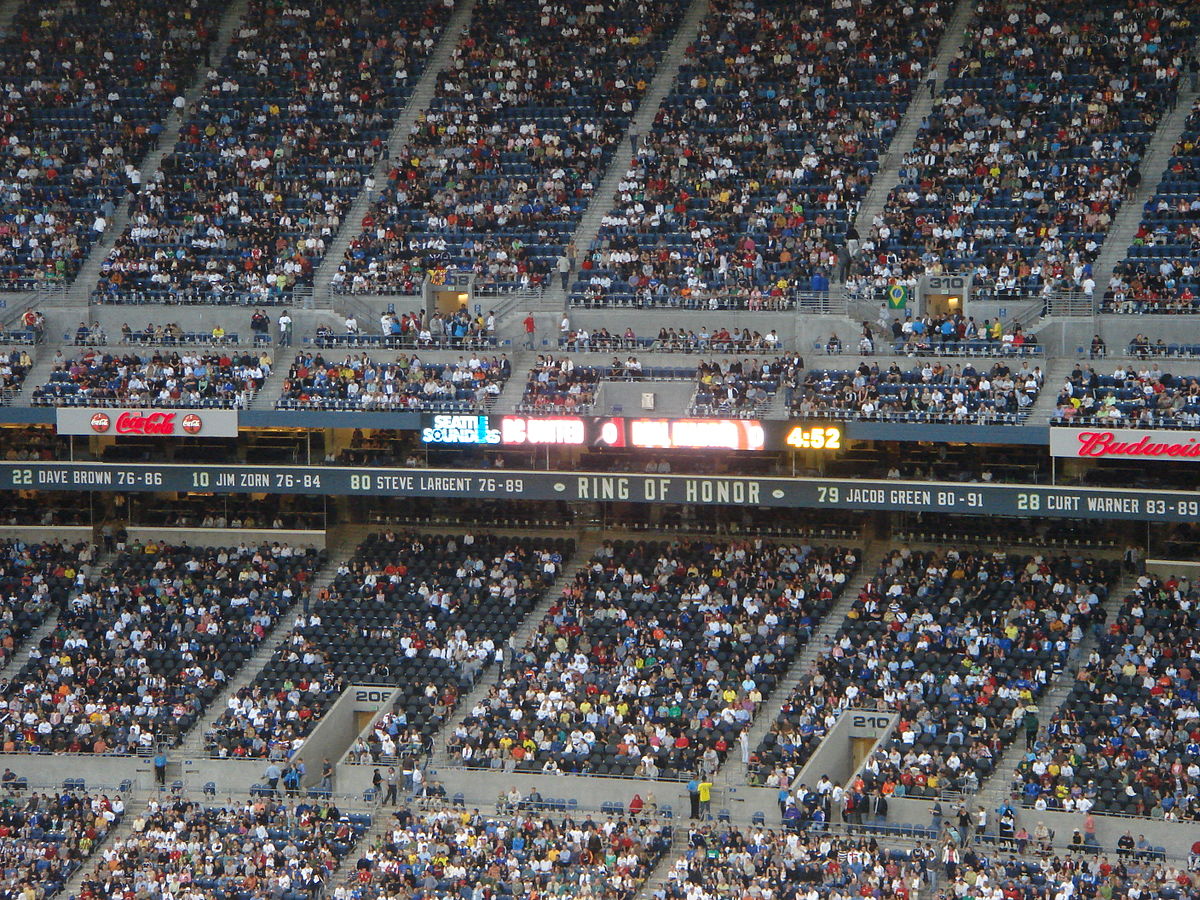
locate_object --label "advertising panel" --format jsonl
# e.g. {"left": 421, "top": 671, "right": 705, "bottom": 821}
{"left": 56, "top": 408, "right": 239, "bottom": 438}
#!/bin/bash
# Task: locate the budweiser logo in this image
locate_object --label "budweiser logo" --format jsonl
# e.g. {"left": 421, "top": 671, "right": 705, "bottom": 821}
{"left": 116, "top": 412, "right": 176, "bottom": 435}
{"left": 1075, "top": 430, "right": 1200, "bottom": 459}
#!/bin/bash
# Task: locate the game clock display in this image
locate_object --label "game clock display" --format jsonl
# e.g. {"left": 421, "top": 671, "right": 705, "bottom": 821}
{"left": 784, "top": 424, "right": 843, "bottom": 450}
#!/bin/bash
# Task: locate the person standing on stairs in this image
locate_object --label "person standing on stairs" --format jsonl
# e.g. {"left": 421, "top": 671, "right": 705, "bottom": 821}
{"left": 698, "top": 777, "right": 713, "bottom": 819}
{"left": 523, "top": 312, "right": 536, "bottom": 350}
{"left": 154, "top": 749, "right": 168, "bottom": 787}
{"left": 558, "top": 255, "right": 571, "bottom": 290}
{"left": 1023, "top": 706, "right": 1039, "bottom": 750}
{"left": 384, "top": 766, "right": 398, "bottom": 805}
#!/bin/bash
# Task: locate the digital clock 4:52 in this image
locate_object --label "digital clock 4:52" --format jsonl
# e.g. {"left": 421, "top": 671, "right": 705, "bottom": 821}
{"left": 785, "top": 424, "right": 843, "bottom": 450}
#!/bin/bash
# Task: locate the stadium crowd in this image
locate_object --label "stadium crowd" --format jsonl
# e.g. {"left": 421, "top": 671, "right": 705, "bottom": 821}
{"left": 1015, "top": 571, "right": 1200, "bottom": 820}
{"left": 333, "top": 0, "right": 685, "bottom": 295}
{"left": 0, "top": 350, "right": 33, "bottom": 403}
{"left": 0, "top": 539, "right": 92, "bottom": 673}
{"left": 793, "top": 360, "right": 1043, "bottom": 422}
{"left": 277, "top": 353, "right": 508, "bottom": 411}
{"left": 1110, "top": 98, "right": 1200, "bottom": 313}
{"left": 77, "top": 796, "right": 370, "bottom": 897}
{"left": 446, "top": 539, "right": 859, "bottom": 779}
{"left": 848, "top": 0, "right": 1199, "bottom": 301}
{"left": 692, "top": 358, "right": 792, "bottom": 417}
{"left": 0, "top": 0, "right": 222, "bottom": 291}
{"left": 517, "top": 356, "right": 605, "bottom": 413}
{"left": 32, "top": 349, "right": 270, "bottom": 408}
{"left": 660, "top": 823, "right": 1200, "bottom": 900}
{"left": 756, "top": 548, "right": 1119, "bottom": 806}
{"left": 1053, "top": 361, "right": 1200, "bottom": 425}
{"left": 94, "top": 0, "right": 452, "bottom": 304}
{"left": 334, "top": 806, "right": 672, "bottom": 900}
{"left": 0, "top": 789, "right": 123, "bottom": 898}
{"left": 0, "top": 540, "right": 321, "bottom": 753}
{"left": 206, "top": 532, "right": 569, "bottom": 760}
{"left": 315, "top": 309, "right": 497, "bottom": 350}
{"left": 574, "top": 0, "right": 951, "bottom": 309}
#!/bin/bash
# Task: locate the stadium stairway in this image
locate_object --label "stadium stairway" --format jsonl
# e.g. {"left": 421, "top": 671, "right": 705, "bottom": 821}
{"left": 11, "top": 346, "right": 74, "bottom": 406}
{"left": 0, "top": 0, "right": 21, "bottom": 36}
{"left": 0, "top": 610, "right": 58, "bottom": 687}
{"left": 247, "top": 356, "right": 297, "bottom": 411}
{"left": 972, "top": 569, "right": 1140, "bottom": 812}
{"left": 715, "top": 541, "right": 885, "bottom": 789}
{"left": 1021, "top": 357, "right": 1082, "bottom": 425}
{"left": 1091, "top": 83, "right": 1200, "bottom": 297}
{"left": 428, "top": 528, "right": 600, "bottom": 772}
{"left": 322, "top": 803, "right": 392, "bottom": 889}
{"left": 176, "top": 539, "right": 361, "bottom": 761}
{"left": 64, "top": 0, "right": 254, "bottom": 308}
{"left": 311, "top": 0, "right": 480, "bottom": 305}
{"left": 55, "top": 797, "right": 151, "bottom": 900}
{"left": 0, "top": 547, "right": 115, "bottom": 687}
{"left": 539, "top": 0, "right": 712, "bottom": 318}
{"left": 843, "top": 0, "right": 976, "bottom": 269}
{"left": 488, "top": 350, "right": 536, "bottom": 413}
{"left": 632, "top": 825, "right": 690, "bottom": 900}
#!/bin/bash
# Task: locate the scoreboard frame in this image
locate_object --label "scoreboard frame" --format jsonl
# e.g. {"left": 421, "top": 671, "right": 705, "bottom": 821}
{"left": 1, "top": 461, "right": 1195, "bottom": 522}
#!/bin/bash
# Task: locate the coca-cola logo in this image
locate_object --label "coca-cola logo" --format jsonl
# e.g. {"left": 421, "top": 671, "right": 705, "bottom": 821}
{"left": 1075, "top": 430, "right": 1200, "bottom": 459}
{"left": 181, "top": 414, "right": 203, "bottom": 435}
{"left": 89, "top": 412, "right": 110, "bottom": 433}
{"left": 116, "top": 412, "right": 176, "bottom": 436}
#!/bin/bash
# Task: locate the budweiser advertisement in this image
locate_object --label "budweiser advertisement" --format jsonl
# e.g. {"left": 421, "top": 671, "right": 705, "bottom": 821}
{"left": 56, "top": 408, "right": 239, "bottom": 439}
{"left": 1050, "top": 427, "right": 1200, "bottom": 461}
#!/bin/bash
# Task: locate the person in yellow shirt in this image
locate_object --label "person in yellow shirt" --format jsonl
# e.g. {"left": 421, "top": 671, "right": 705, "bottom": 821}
{"left": 698, "top": 779, "right": 713, "bottom": 818}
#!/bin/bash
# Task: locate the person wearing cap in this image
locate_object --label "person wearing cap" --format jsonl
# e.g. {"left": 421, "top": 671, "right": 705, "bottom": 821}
{"left": 1034, "top": 821, "right": 1052, "bottom": 853}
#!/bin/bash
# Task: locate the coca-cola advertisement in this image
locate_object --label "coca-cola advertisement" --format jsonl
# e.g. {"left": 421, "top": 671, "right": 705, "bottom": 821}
{"left": 56, "top": 408, "right": 238, "bottom": 438}
{"left": 1050, "top": 427, "right": 1200, "bottom": 461}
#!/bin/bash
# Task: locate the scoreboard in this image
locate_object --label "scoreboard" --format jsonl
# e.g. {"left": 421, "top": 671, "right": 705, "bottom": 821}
{"left": 1, "top": 462, "right": 1196, "bottom": 522}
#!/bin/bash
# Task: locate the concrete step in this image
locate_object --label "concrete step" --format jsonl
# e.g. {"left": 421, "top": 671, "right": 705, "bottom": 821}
{"left": 716, "top": 542, "right": 884, "bottom": 788}
{"left": 11, "top": 353, "right": 66, "bottom": 406}
{"left": 1019, "top": 358, "right": 1080, "bottom": 425}
{"left": 248, "top": 355, "right": 295, "bottom": 410}
{"left": 1093, "top": 86, "right": 1200, "bottom": 292}
{"left": 0, "top": 612, "right": 59, "bottom": 686}
{"left": 313, "top": 0, "right": 479, "bottom": 303}
{"left": 177, "top": 546, "right": 359, "bottom": 757}
{"left": 632, "top": 828, "right": 689, "bottom": 900}
{"left": 488, "top": 351, "right": 536, "bottom": 413}
{"left": 67, "top": 0, "right": 253, "bottom": 307}
{"left": 0, "top": 0, "right": 23, "bottom": 35}
{"left": 323, "top": 807, "right": 395, "bottom": 889}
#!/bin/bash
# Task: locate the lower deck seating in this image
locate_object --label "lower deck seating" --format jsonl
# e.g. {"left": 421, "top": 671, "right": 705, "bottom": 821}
{"left": 448, "top": 539, "right": 859, "bottom": 779}
{"left": 79, "top": 797, "right": 369, "bottom": 898}
{"left": 206, "top": 532, "right": 572, "bottom": 759}
{"left": 1017, "top": 571, "right": 1200, "bottom": 819}
{"left": 0, "top": 541, "right": 322, "bottom": 753}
